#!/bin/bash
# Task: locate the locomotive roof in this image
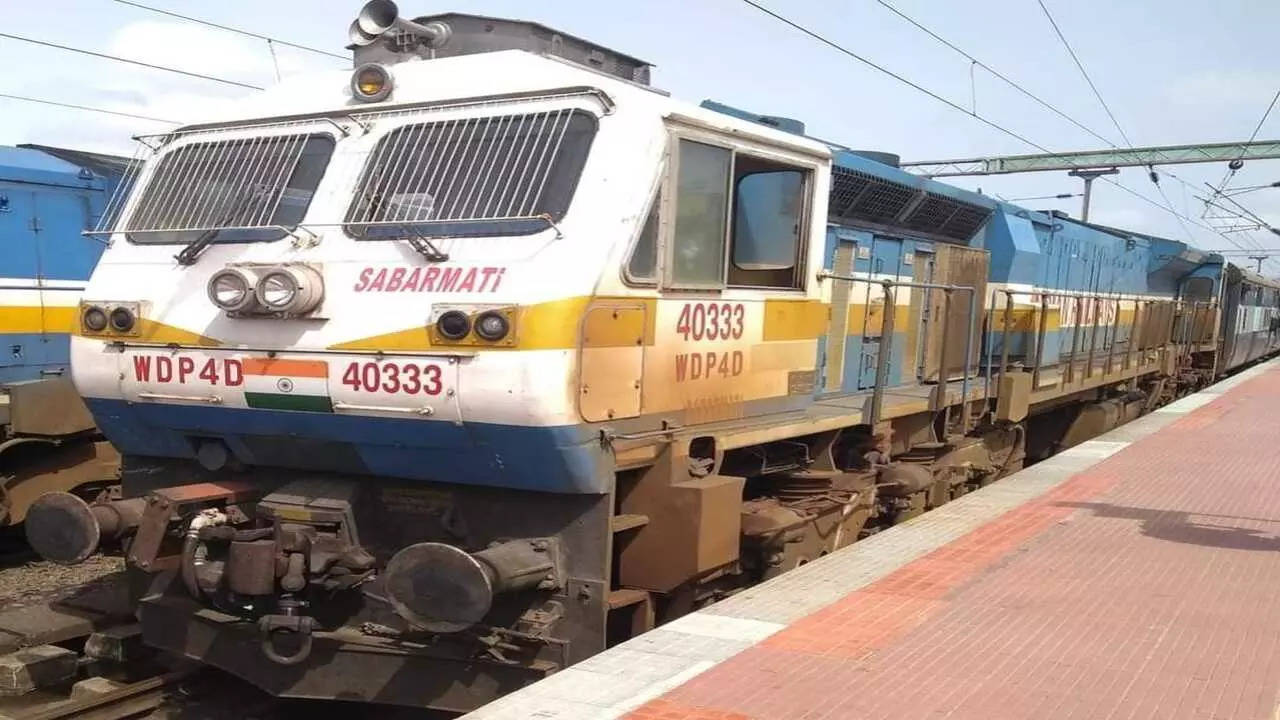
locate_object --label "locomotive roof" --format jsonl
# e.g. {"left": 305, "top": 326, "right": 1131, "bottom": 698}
{"left": 162, "top": 48, "right": 831, "bottom": 160}
{"left": 1230, "top": 263, "right": 1280, "bottom": 289}
{"left": 0, "top": 145, "right": 119, "bottom": 190}
{"left": 17, "top": 144, "right": 132, "bottom": 182}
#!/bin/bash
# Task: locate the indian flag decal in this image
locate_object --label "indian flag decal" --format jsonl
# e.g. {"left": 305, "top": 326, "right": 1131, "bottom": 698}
{"left": 242, "top": 358, "right": 333, "bottom": 413}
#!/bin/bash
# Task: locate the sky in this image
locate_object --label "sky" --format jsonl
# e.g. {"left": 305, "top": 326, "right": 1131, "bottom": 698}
{"left": 3, "top": 0, "right": 1278, "bottom": 268}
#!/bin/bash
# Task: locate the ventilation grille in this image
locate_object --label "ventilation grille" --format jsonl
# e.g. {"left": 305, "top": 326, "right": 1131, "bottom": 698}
{"left": 828, "top": 167, "right": 992, "bottom": 241}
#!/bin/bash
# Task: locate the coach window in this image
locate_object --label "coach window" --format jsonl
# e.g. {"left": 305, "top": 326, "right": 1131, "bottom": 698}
{"left": 728, "top": 155, "right": 807, "bottom": 288}
{"left": 669, "top": 140, "right": 731, "bottom": 287}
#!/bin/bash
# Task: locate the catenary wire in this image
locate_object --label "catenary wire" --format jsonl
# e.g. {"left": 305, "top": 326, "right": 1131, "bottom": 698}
{"left": 0, "top": 92, "right": 179, "bottom": 124}
{"left": 1033, "top": 1, "right": 1207, "bottom": 245}
{"left": 108, "top": 0, "right": 349, "bottom": 62}
{"left": 875, "top": 0, "right": 1119, "bottom": 149}
{"left": 874, "top": 0, "right": 1267, "bottom": 254}
{"left": 1208, "top": 88, "right": 1280, "bottom": 200}
{"left": 1036, "top": 0, "right": 1133, "bottom": 148}
{"left": 0, "top": 31, "right": 263, "bottom": 90}
{"left": 737, "top": 0, "right": 1256, "bottom": 254}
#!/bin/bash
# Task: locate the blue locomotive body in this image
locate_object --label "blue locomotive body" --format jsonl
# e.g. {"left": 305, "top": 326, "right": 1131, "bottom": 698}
{"left": 0, "top": 145, "right": 127, "bottom": 382}
{"left": 0, "top": 145, "right": 128, "bottom": 526}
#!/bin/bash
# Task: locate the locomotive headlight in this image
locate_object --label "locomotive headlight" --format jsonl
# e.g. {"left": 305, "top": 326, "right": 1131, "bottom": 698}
{"left": 351, "top": 63, "right": 393, "bottom": 102}
{"left": 82, "top": 305, "right": 108, "bottom": 333}
{"left": 474, "top": 311, "right": 510, "bottom": 341}
{"left": 207, "top": 268, "right": 257, "bottom": 313}
{"left": 257, "top": 273, "right": 295, "bottom": 309}
{"left": 253, "top": 265, "right": 324, "bottom": 315}
{"left": 436, "top": 310, "right": 471, "bottom": 340}
{"left": 431, "top": 305, "right": 516, "bottom": 345}
{"left": 108, "top": 306, "right": 136, "bottom": 333}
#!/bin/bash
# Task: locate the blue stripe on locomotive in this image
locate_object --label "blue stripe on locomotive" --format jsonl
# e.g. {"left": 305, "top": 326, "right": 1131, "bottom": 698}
{"left": 84, "top": 397, "right": 613, "bottom": 494}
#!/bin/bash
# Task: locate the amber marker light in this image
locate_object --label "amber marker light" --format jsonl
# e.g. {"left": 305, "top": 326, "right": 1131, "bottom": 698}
{"left": 351, "top": 63, "right": 393, "bottom": 102}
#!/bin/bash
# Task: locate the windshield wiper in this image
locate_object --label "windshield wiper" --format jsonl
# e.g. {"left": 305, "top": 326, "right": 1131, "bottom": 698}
{"left": 175, "top": 188, "right": 265, "bottom": 266}
{"left": 175, "top": 227, "right": 220, "bottom": 266}
{"left": 396, "top": 224, "right": 449, "bottom": 262}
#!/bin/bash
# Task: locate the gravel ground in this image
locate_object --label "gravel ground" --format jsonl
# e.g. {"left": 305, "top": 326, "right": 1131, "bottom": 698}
{"left": 0, "top": 552, "right": 125, "bottom": 607}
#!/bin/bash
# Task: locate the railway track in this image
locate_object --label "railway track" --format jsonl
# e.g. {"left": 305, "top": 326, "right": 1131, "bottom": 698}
{"left": 7, "top": 669, "right": 196, "bottom": 720}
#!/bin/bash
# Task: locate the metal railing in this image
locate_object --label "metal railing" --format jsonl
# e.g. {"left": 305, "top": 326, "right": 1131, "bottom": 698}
{"left": 818, "top": 270, "right": 1219, "bottom": 436}
{"left": 819, "top": 271, "right": 978, "bottom": 431}
{"left": 988, "top": 289, "right": 1217, "bottom": 394}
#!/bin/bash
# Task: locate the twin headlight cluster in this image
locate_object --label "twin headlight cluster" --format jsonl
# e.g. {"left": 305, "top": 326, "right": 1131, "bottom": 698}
{"left": 207, "top": 265, "right": 324, "bottom": 317}
{"left": 81, "top": 302, "right": 139, "bottom": 336}
{"left": 433, "top": 308, "right": 515, "bottom": 345}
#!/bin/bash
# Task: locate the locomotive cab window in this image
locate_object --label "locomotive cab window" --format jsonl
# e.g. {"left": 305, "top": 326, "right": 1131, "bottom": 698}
{"left": 125, "top": 134, "right": 334, "bottom": 245}
{"left": 626, "top": 193, "right": 660, "bottom": 282}
{"left": 669, "top": 140, "right": 731, "bottom": 287}
{"left": 346, "top": 108, "right": 597, "bottom": 239}
{"left": 666, "top": 138, "right": 809, "bottom": 290}
{"left": 729, "top": 156, "right": 806, "bottom": 288}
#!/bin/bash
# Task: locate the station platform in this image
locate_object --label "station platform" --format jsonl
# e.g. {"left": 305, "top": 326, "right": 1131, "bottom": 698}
{"left": 464, "top": 358, "right": 1280, "bottom": 720}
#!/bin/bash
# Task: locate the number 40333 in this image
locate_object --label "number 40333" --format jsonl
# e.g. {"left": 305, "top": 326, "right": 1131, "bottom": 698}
{"left": 675, "top": 302, "right": 745, "bottom": 342}
{"left": 340, "top": 361, "right": 443, "bottom": 395}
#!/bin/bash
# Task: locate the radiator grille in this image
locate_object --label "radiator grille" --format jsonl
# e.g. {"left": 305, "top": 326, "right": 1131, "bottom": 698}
{"left": 829, "top": 168, "right": 992, "bottom": 241}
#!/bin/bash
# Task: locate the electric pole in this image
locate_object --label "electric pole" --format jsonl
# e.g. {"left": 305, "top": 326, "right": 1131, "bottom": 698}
{"left": 1068, "top": 168, "right": 1120, "bottom": 222}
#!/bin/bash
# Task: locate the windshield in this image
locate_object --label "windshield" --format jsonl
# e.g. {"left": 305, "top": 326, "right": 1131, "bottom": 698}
{"left": 125, "top": 134, "right": 334, "bottom": 245}
{"left": 345, "top": 108, "right": 597, "bottom": 238}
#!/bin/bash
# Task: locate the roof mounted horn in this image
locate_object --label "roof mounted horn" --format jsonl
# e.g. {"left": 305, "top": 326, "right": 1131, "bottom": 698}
{"left": 349, "top": 0, "right": 452, "bottom": 48}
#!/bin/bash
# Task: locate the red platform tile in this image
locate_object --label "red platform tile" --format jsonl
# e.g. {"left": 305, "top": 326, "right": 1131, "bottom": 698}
{"left": 626, "top": 367, "right": 1280, "bottom": 720}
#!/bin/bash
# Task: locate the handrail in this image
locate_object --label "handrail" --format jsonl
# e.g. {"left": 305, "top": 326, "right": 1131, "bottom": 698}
{"left": 818, "top": 269, "right": 1217, "bottom": 435}
{"left": 992, "top": 289, "right": 1218, "bottom": 394}
{"left": 820, "top": 271, "right": 978, "bottom": 431}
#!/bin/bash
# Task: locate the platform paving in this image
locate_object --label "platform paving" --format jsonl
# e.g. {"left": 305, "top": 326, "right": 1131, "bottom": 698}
{"left": 464, "top": 359, "right": 1280, "bottom": 720}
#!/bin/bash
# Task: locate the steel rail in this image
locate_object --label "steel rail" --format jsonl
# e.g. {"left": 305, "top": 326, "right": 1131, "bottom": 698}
{"left": 19, "top": 669, "right": 197, "bottom": 720}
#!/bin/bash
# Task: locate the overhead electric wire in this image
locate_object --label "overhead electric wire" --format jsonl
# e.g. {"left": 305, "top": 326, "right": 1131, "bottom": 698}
{"left": 879, "top": 0, "right": 1265, "bottom": 255}
{"left": 1036, "top": 0, "right": 1133, "bottom": 149}
{"left": 738, "top": 0, "right": 1048, "bottom": 152}
{"left": 1208, "top": 87, "right": 1280, "bottom": 198}
{"left": 1034, "top": 1, "right": 1204, "bottom": 246}
{"left": 874, "top": 0, "right": 1118, "bottom": 149}
{"left": 0, "top": 92, "right": 179, "bottom": 124}
{"left": 876, "top": 0, "right": 1241, "bottom": 244}
{"left": 0, "top": 31, "right": 263, "bottom": 90}
{"left": 736, "top": 0, "right": 1259, "bottom": 256}
{"left": 108, "top": 0, "right": 349, "bottom": 62}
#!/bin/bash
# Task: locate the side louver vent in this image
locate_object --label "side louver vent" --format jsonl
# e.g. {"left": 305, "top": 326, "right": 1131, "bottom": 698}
{"left": 828, "top": 167, "right": 992, "bottom": 241}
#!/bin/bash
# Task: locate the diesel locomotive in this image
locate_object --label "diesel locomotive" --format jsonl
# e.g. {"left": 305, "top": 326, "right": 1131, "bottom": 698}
{"left": 0, "top": 144, "right": 127, "bottom": 529}
{"left": 24, "top": 2, "right": 1280, "bottom": 712}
